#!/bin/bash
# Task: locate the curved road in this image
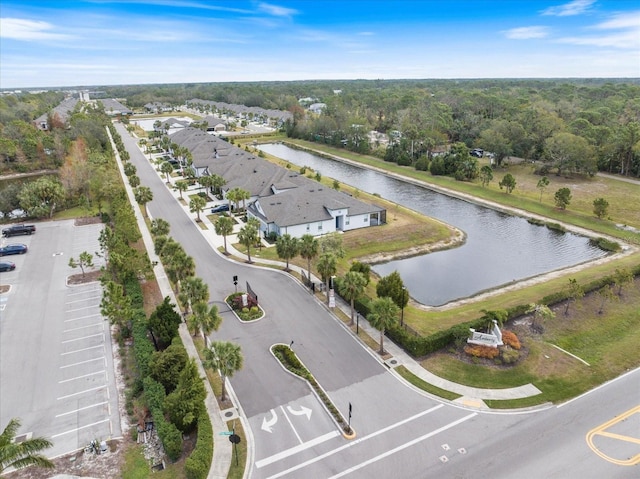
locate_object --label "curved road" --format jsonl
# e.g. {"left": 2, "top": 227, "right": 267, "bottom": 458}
{"left": 117, "top": 123, "right": 638, "bottom": 478}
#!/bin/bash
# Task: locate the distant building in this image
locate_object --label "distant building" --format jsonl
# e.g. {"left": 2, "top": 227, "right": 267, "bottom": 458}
{"left": 33, "top": 97, "right": 79, "bottom": 131}
{"left": 99, "top": 98, "right": 133, "bottom": 116}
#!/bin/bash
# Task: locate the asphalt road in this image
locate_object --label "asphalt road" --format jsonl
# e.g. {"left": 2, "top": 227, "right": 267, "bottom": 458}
{"left": 117, "top": 123, "right": 639, "bottom": 479}
{"left": 0, "top": 220, "right": 121, "bottom": 459}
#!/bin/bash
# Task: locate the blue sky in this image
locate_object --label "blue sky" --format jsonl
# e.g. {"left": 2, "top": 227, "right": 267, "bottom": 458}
{"left": 1, "top": 0, "right": 638, "bottom": 88}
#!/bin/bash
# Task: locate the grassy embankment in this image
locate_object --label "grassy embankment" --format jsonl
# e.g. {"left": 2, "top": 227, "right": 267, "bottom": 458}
{"left": 235, "top": 135, "right": 640, "bottom": 406}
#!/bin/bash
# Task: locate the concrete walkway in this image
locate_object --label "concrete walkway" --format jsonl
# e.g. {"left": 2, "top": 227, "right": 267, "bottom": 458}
{"left": 110, "top": 127, "right": 232, "bottom": 479}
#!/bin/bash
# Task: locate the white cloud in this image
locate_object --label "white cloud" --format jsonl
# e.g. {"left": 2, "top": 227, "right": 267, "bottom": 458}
{"left": 0, "top": 17, "right": 73, "bottom": 41}
{"left": 258, "top": 2, "right": 298, "bottom": 17}
{"left": 557, "top": 11, "right": 640, "bottom": 49}
{"left": 503, "top": 26, "right": 550, "bottom": 39}
{"left": 593, "top": 11, "right": 640, "bottom": 30}
{"left": 557, "top": 30, "right": 639, "bottom": 49}
{"left": 541, "top": 0, "right": 596, "bottom": 17}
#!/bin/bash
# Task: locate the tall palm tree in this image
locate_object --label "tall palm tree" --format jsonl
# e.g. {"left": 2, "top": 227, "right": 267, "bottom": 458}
{"left": 0, "top": 418, "right": 54, "bottom": 473}
{"left": 299, "top": 234, "right": 319, "bottom": 287}
{"left": 316, "top": 252, "right": 337, "bottom": 304}
{"left": 178, "top": 276, "right": 209, "bottom": 315}
{"left": 275, "top": 234, "right": 299, "bottom": 271}
{"left": 174, "top": 180, "right": 189, "bottom": 200}
{"left": 160, "top": 161, "right": 174, "bottom": 183}
{"left": 368, "top": 297, "right": 400, "bottom": 354}
{"left": 189, "top": 195, "right": 206, "bottom": 222}
{"left": 188, "top": 301, "right": 222, "bottom": 347}
{"left": 214, "top": 216, "right": 234, "bottom": 255}
{"left": 203, "top": 341, "right": 243, "bottom": 402}
{"left": 134, "top": 186, "right": 153, "bottom": 217}
{"left": 338, "top": 271, "right": 367, "bottom": 326}
{"left": 237, "top": 223, "right": 258, "bottom": 263}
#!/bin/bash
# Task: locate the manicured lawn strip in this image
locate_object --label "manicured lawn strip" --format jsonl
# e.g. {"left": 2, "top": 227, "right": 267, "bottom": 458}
{"left": 484, "top": 396, "right": 548, "bottom": 410}
{"left": 395, "top": 366, "right": 462, "bottom": 401}
{"left": 226, "top": 420, "right": 247, "bottom": 479}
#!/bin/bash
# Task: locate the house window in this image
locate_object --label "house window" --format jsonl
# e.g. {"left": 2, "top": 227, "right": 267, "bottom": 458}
{"left": 306, "top": 224, "right": 310, "bottom": 231}
{"left": 318, "top": 224, "right": 323, "bottom": 231}
{"left": 346, "top": 218, "right": 350, "bottom": 225}
{"left": 364, "top": 216, "right": 368, "bottom": 222}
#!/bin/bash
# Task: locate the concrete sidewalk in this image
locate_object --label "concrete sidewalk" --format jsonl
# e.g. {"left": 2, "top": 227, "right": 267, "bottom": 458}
{"left": 111, "top": 127, "right": 233, "bottom": 479}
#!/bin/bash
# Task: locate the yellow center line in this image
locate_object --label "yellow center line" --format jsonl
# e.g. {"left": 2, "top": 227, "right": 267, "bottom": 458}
{"left": 585, "top": 405, "right": 640, "bottom": 466}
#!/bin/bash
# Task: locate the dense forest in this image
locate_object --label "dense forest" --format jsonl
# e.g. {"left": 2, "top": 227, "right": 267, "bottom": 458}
{"left": 1, "top": 78, "right": 639, "bottom": 197}
{"left": 90, "top": 78, "right": 640, "bottom": 178}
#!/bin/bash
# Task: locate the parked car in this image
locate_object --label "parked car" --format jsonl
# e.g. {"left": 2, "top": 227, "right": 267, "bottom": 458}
{"left": 0, "top": 261, "right": 16, "bottom": 272}
{"left": 0, "top": 244, "right": 28, "bottom": 256}
{"left": 2, "top": 224, "right": 36, "bottom": 237}
{"left": 470, "top": 148, "right": 484, "bottom": 158}
{"left": 211, "top": 204, "right": 230, "bottom": 214}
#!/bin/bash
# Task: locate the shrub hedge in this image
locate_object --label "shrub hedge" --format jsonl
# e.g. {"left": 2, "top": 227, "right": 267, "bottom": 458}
{"left": 184, "top": 413, "right": 213, "bottom": 479}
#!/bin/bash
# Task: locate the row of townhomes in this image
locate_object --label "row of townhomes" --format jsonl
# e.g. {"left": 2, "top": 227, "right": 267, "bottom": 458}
{"left": 169, "top": 127, "right": 386, "bottom": 238}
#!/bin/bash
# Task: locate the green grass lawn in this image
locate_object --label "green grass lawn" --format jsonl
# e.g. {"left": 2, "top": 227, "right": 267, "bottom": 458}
{"left": 240, "top": 136, "right": 640, "bottom": 406}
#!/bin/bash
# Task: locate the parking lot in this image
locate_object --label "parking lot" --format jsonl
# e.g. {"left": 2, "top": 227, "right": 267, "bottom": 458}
{"left": 0, "top": 219, "right": 122, "bottom": 458}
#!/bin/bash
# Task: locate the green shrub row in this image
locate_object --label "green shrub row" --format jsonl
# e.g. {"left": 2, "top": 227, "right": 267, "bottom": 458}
{"left": 184, "top": 412, "right": 213, "bottom": 479}
{"left": 356, "top": 265, "right": 638, "bottom": 358}
{"left": 143, "top": 376, "right": 182, "bottom": 462}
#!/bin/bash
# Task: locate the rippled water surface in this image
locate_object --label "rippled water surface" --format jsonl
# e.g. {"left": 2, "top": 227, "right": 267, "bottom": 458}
{"left": 258, "top": 143, "right": 607, "bottom": 306}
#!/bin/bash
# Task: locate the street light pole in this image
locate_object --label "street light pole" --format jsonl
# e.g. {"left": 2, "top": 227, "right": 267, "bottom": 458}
{"left": 401, "top": 287, "right": 406, "bottom": 327}
{"left": 356, "top": 312, "right": 359, "bottom": 335}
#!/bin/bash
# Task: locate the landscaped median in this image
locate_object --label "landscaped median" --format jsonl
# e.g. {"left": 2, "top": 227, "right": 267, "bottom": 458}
{"left": 270, "top": 344, "right": 356, "bottom": 438}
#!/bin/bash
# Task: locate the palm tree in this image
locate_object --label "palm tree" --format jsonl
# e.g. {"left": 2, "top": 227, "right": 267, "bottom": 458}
{"left": 174, "top": 180, "right": 189, "bottom": 200}
{"left": 210, "top": 174, "right": 226, "bottom": 197}
{"left": 368, "top": 297, "right": 400, "bottom": 354}
{"left": 275, "top": 234, "right": 299, "bottom": 271}
{"left": 214, "top": 216, "right": 234, "bottom": 255}
{"left": 203, "top": 341, "right": 243, "bottom": 402}
{"left": 189, "top": 195, "right": 206, "bottom": 222}
{"left": 316, "top": 252, "right": 337, "bottom": 304}
{"left": 188, "top": 301, "right": 222, "bottom": 347}
{"left": 178, "top": 276, "right": 209, "bottom": 315}
{"left": 237, "top": 223, "right": 258, "bottom": 263}
{"left": 299, "top": 234, "right": 319, "bottom": 287}
{"left": 149, "top": 218, "right": 170, "bottom": 237}
{"left": 165, "top": 249, "right": 195, "bottom": 294}
{"left": 160, "top": 161, "right": 174, "bottom": 183}
{"left": 0, "top": 418, "right": 54, "bottom": 473}
{"left": 338, "top": 271, "right": 367, "bottom": 326}
{"left": 134, "top": 186, "right": 153, "bottom": 217}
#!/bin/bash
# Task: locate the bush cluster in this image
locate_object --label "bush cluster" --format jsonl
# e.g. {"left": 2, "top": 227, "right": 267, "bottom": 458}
{"left": 463, "top": 344, "right": 500, "bottom": 359}
{"left": 501, "top": 330, "right": 521, "bottom": 350}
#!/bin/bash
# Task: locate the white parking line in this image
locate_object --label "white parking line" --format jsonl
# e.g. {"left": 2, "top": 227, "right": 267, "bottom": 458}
{"left": 66, "top": 305, "right": 99, "bottom": 313}
{"left": 63, "top": 322, "right": 103, "bottom": 333}
{"left": 67, "top": 288, "right": 101, "bottom": 297}
{"left": 61, "top": 333, "right": 104, "bottom": 344}
{"left": 66, "top": 296, "right": 102, "bottom": 304}
{"left": 56, "top": 401, "right": 108, "bottom": 417}
{"left": 61, "top": 345, "right": 103, "bottom": 355}
{"left": 64, "top": 313, "right": 102, "bottom": 323}
{"left": 57, "top": 385, "right": 105, "bottom": 400}
{"left": 60, "top": 357, "right": 104, "bottom": 369}
{"left": 51, "top": 419, "right": 110, "bottom": 438}
{"left": 59, "top": 370, "right": 105, "bottom": 383}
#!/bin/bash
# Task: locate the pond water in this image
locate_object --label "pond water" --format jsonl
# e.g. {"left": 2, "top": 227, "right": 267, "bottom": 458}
{"left": 258, "top": 143, "right": 607, "bottom": 306}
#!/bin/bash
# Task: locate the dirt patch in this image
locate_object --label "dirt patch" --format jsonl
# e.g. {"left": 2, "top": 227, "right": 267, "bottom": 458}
{"left": 67, "top": 270, "right": 103, "bottom": 285}
{"left": 75, "top": 216, "right": 104, "bottom": 226}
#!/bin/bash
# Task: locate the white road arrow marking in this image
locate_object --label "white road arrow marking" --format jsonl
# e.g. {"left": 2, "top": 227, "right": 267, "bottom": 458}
{"left": 287, "top": 405, "right": 312, "bottom": 420}
{"left": 261, "top": 409, "right": 278, "bottom": 433}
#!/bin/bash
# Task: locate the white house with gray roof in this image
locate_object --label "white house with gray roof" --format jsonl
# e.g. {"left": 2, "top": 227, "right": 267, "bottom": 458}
{"left": 168, "top": 127, "right": 385, "bottom": 238}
